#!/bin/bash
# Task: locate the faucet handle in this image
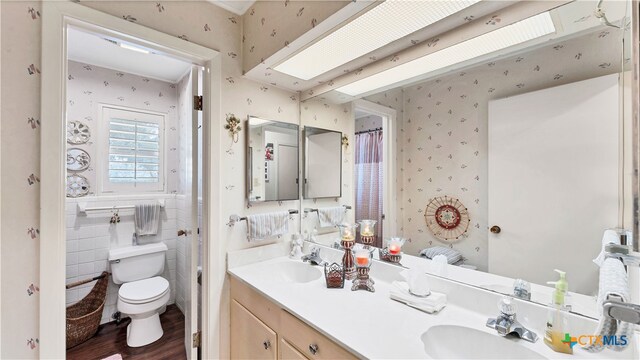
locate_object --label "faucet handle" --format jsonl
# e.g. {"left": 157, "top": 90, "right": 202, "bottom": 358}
{"left": 498, "top": 297, "right": 516, "bottom": 316}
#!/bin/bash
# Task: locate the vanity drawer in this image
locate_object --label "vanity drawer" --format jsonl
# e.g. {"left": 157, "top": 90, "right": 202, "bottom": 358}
{"left": 280, "top": 310, "right": 356, "bottom": 360}
{"left": 231, "top": 277, "right": 281, "bottom": 331}
{"left": 279, "top": 338, "right": 308, "bottom": 360}
{"left": 231, "top": 300, "right": 277, "bottom": 360}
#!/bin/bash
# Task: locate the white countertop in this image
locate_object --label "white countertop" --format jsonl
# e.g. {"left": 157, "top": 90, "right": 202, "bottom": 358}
{"left": 227, "top": 254, "right": 638, "bottom": 359}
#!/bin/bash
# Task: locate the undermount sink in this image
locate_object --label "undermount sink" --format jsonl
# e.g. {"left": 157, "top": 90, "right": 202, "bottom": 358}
{"left": 422, "top": 325, "right": 546, "bottom": 359}
{"left": 264, "top": 261, "right": 322, "bottom": 283}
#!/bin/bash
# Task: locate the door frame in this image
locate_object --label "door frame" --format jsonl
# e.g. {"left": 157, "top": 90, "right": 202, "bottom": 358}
{"left": 40, "top": 2, "right": 222, "bottom": 358}
{"left": 352, "top": 99, "right": 398, "bottom": 238}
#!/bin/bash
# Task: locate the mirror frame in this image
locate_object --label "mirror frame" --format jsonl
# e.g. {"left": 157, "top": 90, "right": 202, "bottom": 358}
{"left": 246, "top": 115, "right": 300, "bottom": 204}
{"left": 302, "top": 126, "right": 344, "bottom": 199}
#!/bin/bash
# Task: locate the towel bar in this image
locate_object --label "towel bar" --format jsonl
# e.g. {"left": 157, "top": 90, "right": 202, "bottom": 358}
{"left": 304, "top": 205, "right": 352, "bottom": 213}
{"left": 228, "top": 209, "right": 299, "bottom": 227}
{"left": 77, "top": 200, "right": 165, "bottom": 214}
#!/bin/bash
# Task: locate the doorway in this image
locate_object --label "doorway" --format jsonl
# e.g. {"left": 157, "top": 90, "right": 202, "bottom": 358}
{"left": 352, "top": 100, "right": 397, "bottom": 246}
{"left": 39, "top": 2, "right": 221, "bottom": 359}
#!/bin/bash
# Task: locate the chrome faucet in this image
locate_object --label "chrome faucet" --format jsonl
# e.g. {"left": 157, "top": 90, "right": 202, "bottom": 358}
{"left": 301, "top": 246, "right": 325, "bottom": 266}
{"left": 603, "top": 296, "right": 640, "bottom": 325}
{"left": 486, "top": 297, "right": 538, "bottom": 343}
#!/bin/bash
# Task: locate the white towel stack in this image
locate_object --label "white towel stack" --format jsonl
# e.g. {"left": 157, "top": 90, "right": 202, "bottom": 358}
{"left": 247, "top": 211, "right": 289, "bottom": 242}
{"left": 317, "top": 207, "right": 346, "bottom": 228}
{"left": 583, "top": 257, "right": 631, "bottom": 353}
{"left": 389, "top": 281, "right": 447, "bottom": 314}
{"left": 419, "top": 246, "right": 462, "bottom": 265}
{"left": 134, "top": 203, "right": 161, "bottom": 236}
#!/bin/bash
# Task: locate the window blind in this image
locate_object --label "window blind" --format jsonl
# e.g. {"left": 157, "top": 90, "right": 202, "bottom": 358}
{"left": 108, "top": 118, "right": 160, "bottom": 184}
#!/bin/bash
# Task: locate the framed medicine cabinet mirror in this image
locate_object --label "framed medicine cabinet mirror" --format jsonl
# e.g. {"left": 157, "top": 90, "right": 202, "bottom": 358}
{"left": 246, "top": 116, "right": 300, "bottom": 203}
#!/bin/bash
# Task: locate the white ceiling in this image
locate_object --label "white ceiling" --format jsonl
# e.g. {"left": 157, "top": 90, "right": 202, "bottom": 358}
{"left": 206, "top": 0, "right": 255, "bottom": 15}
{"left": 67, "top": 27, "right": 192, "bottom": 83}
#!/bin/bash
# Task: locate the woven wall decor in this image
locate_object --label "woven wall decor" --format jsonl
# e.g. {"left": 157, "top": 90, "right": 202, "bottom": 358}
{"left": 424, "top": 196, "right": 470, "bottom": 241}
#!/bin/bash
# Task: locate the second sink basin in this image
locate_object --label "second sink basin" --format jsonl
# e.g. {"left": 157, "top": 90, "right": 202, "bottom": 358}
{"left": 422, "top": 325, "right": 546, "bottom": 359}
{"left": 263, "top": 261, "right": 322, "bottom": 284}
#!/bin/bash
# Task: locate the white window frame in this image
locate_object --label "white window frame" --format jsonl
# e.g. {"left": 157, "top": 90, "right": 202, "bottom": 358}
{"left": 98, "top": 104, "right": 167, "bottom": 194}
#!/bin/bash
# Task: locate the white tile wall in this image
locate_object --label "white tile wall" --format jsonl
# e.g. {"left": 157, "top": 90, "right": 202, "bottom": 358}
{"left": 65, "top": 194, "right": 179, "bottom": 324}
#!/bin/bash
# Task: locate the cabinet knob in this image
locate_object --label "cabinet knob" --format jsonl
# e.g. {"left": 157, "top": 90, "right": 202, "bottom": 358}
{"left": 309, "top": 344, "right": 319, "bottom": 355}
{"left": 263, "top": 340, "right": 271, "bottom": 350}
{"left": 490, "top": 225, "right": 501, "bottom": 234}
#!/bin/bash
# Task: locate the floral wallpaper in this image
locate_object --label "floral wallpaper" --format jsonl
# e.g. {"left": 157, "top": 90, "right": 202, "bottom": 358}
{"left": 1, "top": 1, "right": 300, "bottom": 358}
{"left": 355, "top": 114, "right": 382, "bottom": 132}
{"left": 400, "top": 29, "right": 623, "bottom": 270}
{"left": 66, "top": 60, "right": 180, "bottom": 196}
{"left": 241, "top": 0, "right": 350, "bottom": 73}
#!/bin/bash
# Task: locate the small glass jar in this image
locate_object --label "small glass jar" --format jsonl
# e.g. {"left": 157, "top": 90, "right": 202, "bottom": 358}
{"left": 358, "top": 220, "right": 377, "bottom": 247}
{"left": 387, "top": 237, "right": 406, "bottom": 255}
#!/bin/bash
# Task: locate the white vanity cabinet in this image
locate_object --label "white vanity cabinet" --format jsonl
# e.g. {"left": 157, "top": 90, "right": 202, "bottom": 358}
{"left": 231, "top": 277, "right": 357, "bottom": 360}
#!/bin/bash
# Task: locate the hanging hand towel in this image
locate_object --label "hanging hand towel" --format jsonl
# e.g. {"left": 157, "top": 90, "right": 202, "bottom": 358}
{"left": 317, "top": 207, "right": 346, "bottom": 228}
{"left": 583, "top": 257, "right": 631, "bottom": 353}
{"left": 134, "top": 203, "right": 161, "bottom": 236}
{"left": 247, "top": 211, "right": 289, "bottom": 242}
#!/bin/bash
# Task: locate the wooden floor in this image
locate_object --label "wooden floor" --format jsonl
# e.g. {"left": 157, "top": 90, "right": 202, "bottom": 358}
{"left": 67, "top": 305, "right": 187, "bottom": 360}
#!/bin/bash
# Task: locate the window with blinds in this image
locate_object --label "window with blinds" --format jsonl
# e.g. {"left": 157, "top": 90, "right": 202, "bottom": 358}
{"left": 101, "top": 106, "right": 165, "bottom": 193}
{"left": 108, "top": 118, "right": 160, "bottom": 183}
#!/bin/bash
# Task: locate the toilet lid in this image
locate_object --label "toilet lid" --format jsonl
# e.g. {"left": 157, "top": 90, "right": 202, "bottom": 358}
{"left": 119, "top": 276, "right": 169, "bottom": 304}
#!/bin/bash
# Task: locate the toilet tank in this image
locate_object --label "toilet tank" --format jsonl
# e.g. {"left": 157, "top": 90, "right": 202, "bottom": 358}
{"left": 108, "top": 243, "right": 168, "bottom": 284}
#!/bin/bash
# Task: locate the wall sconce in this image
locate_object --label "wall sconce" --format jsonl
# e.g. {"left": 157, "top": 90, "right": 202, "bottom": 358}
{"left": 341, "top": 135, "right": 349, "bottom": 149}
{"left": 225, "top": 113, "right": 242, "bottom": 143}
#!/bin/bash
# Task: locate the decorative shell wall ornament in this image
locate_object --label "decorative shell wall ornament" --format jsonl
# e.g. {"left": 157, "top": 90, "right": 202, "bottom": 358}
{"left": 66, "top": 120, "right": 91, "bottom": 144}
{"left": 224, "top": 113, "right": 242, "bottom": 143}
{"left": 66, "top": 148, "right": 91, "bottom": 172}
{"left": 66, "top": 174, "right": 90, "bottom": 198}
{"left": 424, "top": 196, "right": 470, "bottom": 242}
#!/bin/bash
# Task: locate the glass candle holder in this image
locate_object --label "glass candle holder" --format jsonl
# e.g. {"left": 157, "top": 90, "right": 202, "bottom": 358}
{"left": 358, "top": 220, "right": 377, "bottom": 248}
{"left": 352, "top": 249, "right": 375, "bottom": 292}
{"left": 337, "top": 223, "right": 358, "bottom": 280}
{"left": 388, "top": 237, "right": 405, "bottom": 255}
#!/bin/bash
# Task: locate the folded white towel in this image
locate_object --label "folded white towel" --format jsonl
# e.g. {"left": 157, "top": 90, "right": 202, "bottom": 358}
{"left": 583, "top": 257, "right": 631, "bottom": 353}
{"left": 317, "top": 207, "right": 346, "bottom": 228}
{"left": 134, "top": 203, "right": 160, "bottom": 236}
{"left": 593, "top": 229, "right": 621, "bottom": 267}
{"left": 247, "top": 211, "right": 289, "bottom": 242}
{"left": 389, "top": 281, "right": 446, "bottom": 314}
{"left": 419, "top": 246, "right": 462, "bottom": 265}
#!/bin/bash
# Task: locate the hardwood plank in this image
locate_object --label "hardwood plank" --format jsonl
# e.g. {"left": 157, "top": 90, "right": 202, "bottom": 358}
{"left": 67, "top": 304, "right": 187, "bottom": 360}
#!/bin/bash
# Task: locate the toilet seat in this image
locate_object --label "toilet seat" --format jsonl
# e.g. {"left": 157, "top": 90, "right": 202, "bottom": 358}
{"left": 119, "top": 276, "right": 169, "bottom": 304}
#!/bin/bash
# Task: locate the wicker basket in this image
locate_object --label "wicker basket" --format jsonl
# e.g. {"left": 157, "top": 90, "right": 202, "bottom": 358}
{"left": 66, "top": 272, "right": 109, "bottom": 349}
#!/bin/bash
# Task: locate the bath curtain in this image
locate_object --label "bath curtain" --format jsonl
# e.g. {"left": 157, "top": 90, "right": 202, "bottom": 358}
{"left": 355, "top": 129, "right": 383, "bottom": 247}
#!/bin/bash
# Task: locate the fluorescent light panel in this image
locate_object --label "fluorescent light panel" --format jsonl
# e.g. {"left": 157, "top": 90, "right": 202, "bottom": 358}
{"left": 274, "top": 0, "right": 480, "bottom": 80}
{"left": 336, "top": 12, "right": 556, "bottom": 97}
{"left": 119, "top": 42, "right": 150, "bottom": 54}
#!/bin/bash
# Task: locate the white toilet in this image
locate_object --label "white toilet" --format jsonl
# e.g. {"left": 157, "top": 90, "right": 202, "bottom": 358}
{"left": 108, "top": 243, "right": 170, "bottom": 347}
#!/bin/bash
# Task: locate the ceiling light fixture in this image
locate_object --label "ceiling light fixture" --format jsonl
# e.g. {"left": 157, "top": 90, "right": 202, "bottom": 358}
{"left": 335, "top": 11, "right": 556, "bottom": 97}
{"left": 274, "top": 0, "right": 480, "bottom": 81}
{"left": 119, "top": 42, "right": 150, "bottom": 54}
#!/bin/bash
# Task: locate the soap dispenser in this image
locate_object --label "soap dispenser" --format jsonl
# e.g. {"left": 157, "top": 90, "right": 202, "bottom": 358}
{"left": 544, "top": 269, "right": 572, "bottom": 354}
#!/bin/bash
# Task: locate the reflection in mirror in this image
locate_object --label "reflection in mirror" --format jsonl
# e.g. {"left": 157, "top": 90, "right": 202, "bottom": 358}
{"left": 303, "top": 126, "right": 342, "bottom": 199}
{"left": 301, "top": 0, "right": 633, "bottom": 318}
{"left": 246, "top": 116, "right": 299, "bottom": 203}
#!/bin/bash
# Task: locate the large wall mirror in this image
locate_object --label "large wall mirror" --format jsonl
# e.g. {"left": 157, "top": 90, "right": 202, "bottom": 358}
{"left": 303, "top": 126, "right": 343, "bottom": 199}
{"left": 247, "top": 116, "right": 299, "bottom": 203}
{"left": 300, "top": 0, "right": 633, "bottom": 318}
